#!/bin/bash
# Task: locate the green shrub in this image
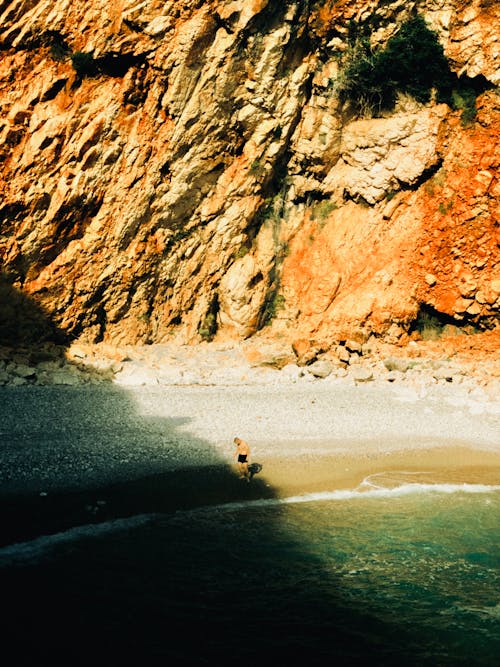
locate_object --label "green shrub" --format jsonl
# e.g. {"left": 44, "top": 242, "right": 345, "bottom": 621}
{"left": 234, "top": 244, "right": 250, "bottom": 260}
{"left": 451, "top": 87, "right": 478, "bottom": 126}
{"left": 413, "top": 309, "right": 443, "bottom": 340}
{"left": 311, "top": 200, "right": 338, "bottom": 221}
{"left": 438, "top": 199, "right": 453, "bottom": 215}
{"left": 338, "top": 15, "right": 453, "bottom": 115}
{"left": 250, "top": 159, "right": 265, "bottom": 178}
{"left": 199, "top": 313, "right": 217, "bottom": 341}
{"left": 257, "top": 194, "right": 285, "bottom": 226}
{"left": 261, "top": 292, "right": 285, "bottom": 326}
{"left": 424, "top": 169, "right": 448, "bottom": 196}
{"left": 410, "top": 306, "right": 462, "bottom": 341}
{"left": 199, "top": 296, "right": 219, "bottom": 341}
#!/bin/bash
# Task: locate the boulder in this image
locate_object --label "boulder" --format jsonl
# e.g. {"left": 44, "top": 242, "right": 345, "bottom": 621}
{"left": 37, "top": 360, "right": 63, "bottom": 372}
{"left": 324, "top": 107, "right": 447, "bottom": 204}
{"left": 306, "top": 359, "right": 335, "bottom": 379}
{"left": 383, "top": 357, "right": 410, "bottom": 373}
{"left": 345, "top": 340, "right": 363, "bottom": 354}
{"left": 11, "top": 376, "right": 28, "bottom": 386}
{"left": 350, "top": 365, "right": 374, "bottom": 383}
{"left": 432, "top": 367, "right": 460, "bottom": 382}
{"left": 50, "top": 368, "right": 85, "bottom": 386}
{"left": 113, "top": 362, "right": 160, "bottom": 386}
{"left": 280, "top": 363, "right": 304, "bottom": 382}
{"left": 292, "top": 339, "right": 320, "bottom": 366}
{"left": 336, "top": 346, "right": 351, "bottom": 364}
{"left": 11, "top": 363, "right": 36, "bottom": 378}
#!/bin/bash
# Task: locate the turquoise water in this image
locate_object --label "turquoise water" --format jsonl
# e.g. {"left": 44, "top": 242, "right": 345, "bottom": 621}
{"left": 1, "top": 478, "right": 499, "bottom": 666}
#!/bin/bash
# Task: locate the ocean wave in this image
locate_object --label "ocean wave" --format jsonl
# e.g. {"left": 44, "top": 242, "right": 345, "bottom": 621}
{"left": 184, "top": 479, "right": 500, "bottom": 515}
{"left": 360, "top": 470, "right": 500, "bottom": 494}
{"left": 2, "top": 478, "right": 498, "bottom": 565}
{"left": 0, "top": 513, "right": 158, "bottom": 567}
{"left": 458, "top": 602, "right": 500, "bottom": 619}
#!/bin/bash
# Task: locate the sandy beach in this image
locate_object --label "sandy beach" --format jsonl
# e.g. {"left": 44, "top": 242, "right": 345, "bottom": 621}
{"left": 125, "top": 377, "right": 500, "bottom": 496}
{"left": 260, "top": 446, "right": 500, "bottom": 497}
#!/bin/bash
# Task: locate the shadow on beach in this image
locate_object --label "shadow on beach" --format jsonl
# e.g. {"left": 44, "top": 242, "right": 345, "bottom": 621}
{"left": 2, "top": 456, "right": 272, "bottom": 547}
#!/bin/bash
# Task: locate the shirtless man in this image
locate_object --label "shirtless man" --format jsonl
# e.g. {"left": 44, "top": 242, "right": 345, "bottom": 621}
{"left": 234, "top": 437, "right": 250, "bottom": 481}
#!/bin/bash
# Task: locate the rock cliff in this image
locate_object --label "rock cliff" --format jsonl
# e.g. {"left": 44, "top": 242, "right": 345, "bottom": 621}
{"left": 0, "top": 0, "right": 498, "bottom": 350}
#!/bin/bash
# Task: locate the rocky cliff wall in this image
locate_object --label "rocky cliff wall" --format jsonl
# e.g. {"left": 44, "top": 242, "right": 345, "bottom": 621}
{"left": 0, "top": 0, "right": 498, "bottom": 349}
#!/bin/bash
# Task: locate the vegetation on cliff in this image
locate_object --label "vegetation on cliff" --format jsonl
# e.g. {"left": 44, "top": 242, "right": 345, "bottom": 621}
{"left": 337, "top": 16, "right": 452, "bottom": 115}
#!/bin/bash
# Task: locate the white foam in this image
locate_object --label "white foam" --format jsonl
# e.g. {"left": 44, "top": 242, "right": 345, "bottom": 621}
{"left": 195, "top": 480, "right": 500, "bottom": 515}
{"left": 0, "top": 513, "right": 157, "bottom": 567}
{"left": 357, "top": 481, "right": 500, "bottom": 497}
{"left": 2, "top": 479, "right": 498, "bottom": 565}
{"left": 288, "top": 482, "right": 498, "bottom": 503}
{"left": 360, "top": 470, "right": 500, "bottom": 495}
{"left": 459, "top": 602, "right": 500, "bottom": 619}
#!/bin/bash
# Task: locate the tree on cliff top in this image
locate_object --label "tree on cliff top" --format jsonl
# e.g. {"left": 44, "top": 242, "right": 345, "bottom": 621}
{"left": 337, "top": 15, "right": 453, "bottom": 116}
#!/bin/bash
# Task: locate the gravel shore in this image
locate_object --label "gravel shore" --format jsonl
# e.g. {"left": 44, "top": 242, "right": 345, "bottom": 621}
{"left": 1, "top": 334, "right": 498, "bottom": 504}
{"left": 2, "top": 339, "right": 499, "bottom": 664}
{"left": 1, "top": 376, "right": 499, "bottom": 495}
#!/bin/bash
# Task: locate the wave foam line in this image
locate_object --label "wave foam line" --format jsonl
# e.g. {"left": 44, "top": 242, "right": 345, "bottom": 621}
{"left": 2, "top": 482, "right": 498, "bottom": 564}
{"left": 0, "top": 513, "right": 158, "bottom": 567}
{"left": 188, "top": 481, "right": 500, "bottom": 516}
{"left": 360, "top": 470, "right": 434, "bottom": 489}
{"left": 459, "top": 603, "right": 500, "bottom": 619}
{"left": 284, "top": 482, "right": 500, "bottom": 503}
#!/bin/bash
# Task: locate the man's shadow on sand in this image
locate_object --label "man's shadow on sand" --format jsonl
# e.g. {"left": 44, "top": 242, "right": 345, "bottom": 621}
{"left": 248, "top": 462, "right": 263, "bottom": 479}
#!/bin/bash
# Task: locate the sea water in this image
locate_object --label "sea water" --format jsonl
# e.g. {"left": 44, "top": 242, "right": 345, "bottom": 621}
{"left": 1, "top": 474, "right": 499, "bottom": 666}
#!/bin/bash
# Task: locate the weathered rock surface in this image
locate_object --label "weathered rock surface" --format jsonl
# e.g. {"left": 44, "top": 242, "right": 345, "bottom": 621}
{"left": 306, "top": 359, "right": 335, "bottom": 379}
{"left": 0, "top": 0, "right": 498, "bottom": 351}
{"left": 384, "top": 357, "right": 411, "bottom": 373}
{"left": 324, "top": 106, "right": 448, "bottom": 205}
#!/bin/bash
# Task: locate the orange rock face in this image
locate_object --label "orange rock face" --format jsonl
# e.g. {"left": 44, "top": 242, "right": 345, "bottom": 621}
{"left": 412, "top": 95, "right": 500, "bottom": 324}
{"left": 279, "top": 91, "right": 499, "bottom": 347}
{"left": 0, "top": 1, "right": 498, "bottom": 350}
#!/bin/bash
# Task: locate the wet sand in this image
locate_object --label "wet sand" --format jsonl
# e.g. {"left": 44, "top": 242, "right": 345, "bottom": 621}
{"left": 257, "top": 444, "right": 500, "bottom": 497}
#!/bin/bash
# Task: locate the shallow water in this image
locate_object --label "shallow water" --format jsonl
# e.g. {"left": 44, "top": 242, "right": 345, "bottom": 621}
{"left": 2, "top": 474, "right": 499, "bottom": 666}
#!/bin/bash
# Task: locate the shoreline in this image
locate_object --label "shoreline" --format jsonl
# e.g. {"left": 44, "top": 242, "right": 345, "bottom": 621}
{"left": 3, "top": 441, "right": 499, "bottom": 548}
{"left": 1, "top": 343, "right": 499, "bottom": 545}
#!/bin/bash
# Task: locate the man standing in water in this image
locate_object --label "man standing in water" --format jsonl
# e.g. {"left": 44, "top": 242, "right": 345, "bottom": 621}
{"left": 234, "top": 437, "right": 251, "bottom": 481}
